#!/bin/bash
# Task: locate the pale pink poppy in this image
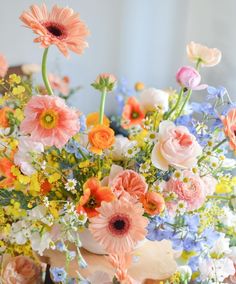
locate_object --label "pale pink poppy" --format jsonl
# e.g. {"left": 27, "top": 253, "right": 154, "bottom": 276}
{"left": 48, "top": 74, "right": 70, "bottom": 96}
{"left": 20, "top": 4, "right": 89, "bottom": 57}
{"left": 151, "top": 121, "right": 202, "bottom": 171}
{"left": 89, "top": 197, "right": 148, "bottom": 254}
{"left": 111, "top": 170, "right": 148, "bottom": 199}
{"left": 20, "top": 95, "right": 79, "bottom": 148}
{"left": 0, "top": 54, "right": 8, "bottom": 77}
{"left": 186, "top": 41, "right": 222, "bottom": 67}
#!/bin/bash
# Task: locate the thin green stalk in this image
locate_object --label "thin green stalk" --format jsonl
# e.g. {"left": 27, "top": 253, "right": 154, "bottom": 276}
{"left": 99, "top": 88, "right": 107, "bottom": 124}
{"left": 196, "top": 58, "right": 202, "bottom": 70}
{"left": 198, "top": 138, "right": 227, "bottom": 165}
{"left": 207, "top": 195, "right": 230, "bottom": 201}
{"left": 165, "top": 88, "right": 184, "bottom": 120}
{"left": 42, "top": 47, "right": 54, "bottom": 96}
{"left": 177, "top": 89, "right": 192, "bottom": 117}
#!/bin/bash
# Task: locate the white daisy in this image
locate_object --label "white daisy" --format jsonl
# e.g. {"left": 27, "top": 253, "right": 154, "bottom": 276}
{"left": 176, "top": 200, "right": 187, "bottom": 214}
{"left": 65, "top": 179, "right": 77, "bottom": 192}
{"left": 139, "top": 162, "right": 150, "bottom": 173}
{"left": 144, "top": 131, "right": 158, "bottom": 143}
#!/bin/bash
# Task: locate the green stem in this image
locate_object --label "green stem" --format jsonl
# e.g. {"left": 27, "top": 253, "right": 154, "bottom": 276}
{"left": 42, "top": 48, "right": 54, "bottom": 96}
{"left": 207, "top": 195, "right": 230, "bottom": 201}
{"left": 196, "top": 58, "right": 202, "bottom": 71}
{"left": 198, "top": 138, "right": 227, "bottom": 165}
{"left": 177, "top": 89, "right": 192, "bottom": 117}
{"left": 165, "top": 88, "right": 184, "bottom": 120}
{"left": 99, "top": 88, "right": 107, "bottom": 124}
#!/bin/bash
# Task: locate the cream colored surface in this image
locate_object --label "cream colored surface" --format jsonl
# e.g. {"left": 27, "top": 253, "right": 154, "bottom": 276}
{"left": 44, "top": 240, "right": 177, "bottom": 283}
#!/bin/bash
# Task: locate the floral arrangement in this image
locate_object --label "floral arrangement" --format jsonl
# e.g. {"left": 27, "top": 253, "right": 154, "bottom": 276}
{"left": 0, "top": 3, "right": 236, "bottom": 284}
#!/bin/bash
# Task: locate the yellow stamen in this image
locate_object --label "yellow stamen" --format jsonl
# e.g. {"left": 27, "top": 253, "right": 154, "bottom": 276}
{"left": 39, "top": 109, "right": 58, "bottom": 129}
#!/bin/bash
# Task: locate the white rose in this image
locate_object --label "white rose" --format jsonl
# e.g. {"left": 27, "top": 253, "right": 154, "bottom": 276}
{"left": 140, "top": 88, "right": 169, "bottom": 112}
{"left": 110, "top": 135, "right": 131, "bottom": 160}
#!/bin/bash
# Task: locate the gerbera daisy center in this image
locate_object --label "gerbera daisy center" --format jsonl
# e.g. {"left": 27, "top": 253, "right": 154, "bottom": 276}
{"left": 44, "top": 22, "right": 66, "bottom": 39}
{"left": 39, "top": 109, "right": 59, "bottom": 129}
{"left": 108, "top": 214, "right": 130, "bottom": 236}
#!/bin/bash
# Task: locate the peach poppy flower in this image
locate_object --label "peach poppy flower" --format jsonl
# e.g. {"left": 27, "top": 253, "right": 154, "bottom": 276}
{"left": 20, "top": 4, "right": 89, "bottom": 57}
{"left": 89, "top": 197, "right": 148, "bottom": 253}
{"left": 222, "top": 108, "right": 236, "bottom": 151}
{"left": 76, "top": 177, "right": 115, "bottom": 218}
{"left": 0, "top": 107, "right": 14, "bottom": 128}
{"left": 0, "top": 157, "right": 16, "bottom": 188}
{"left": 122, "top": 97, "right": 145, "bottom": 129}
{"left": 186, "top": 41, "right": 222, "bottom": 67}
{"left": 111, "top": 170, "right": 148, "bottom": 199}
{"left": 2, "top": 255, "right": 42, "bottom": 284}
{"left": 88, "top": 125, "right": 115, "bottom": 154}
{"left": 140, "top": 191, "right": 165, "bottom": 215}
{"left": 20, "top": 95, "right": 79, "bottom": 148}
{"left": 48, "top": 74, "right": 70, "bottom": 96}
{"left": 0, "top": 54, "right": 8, "bottom": 77}
{"left": 86, "top": 112, "right": 110, "bottom": 128}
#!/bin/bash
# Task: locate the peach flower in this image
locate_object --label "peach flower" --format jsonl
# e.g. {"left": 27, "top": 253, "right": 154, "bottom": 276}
{"left": 151, "top": 121, "right": 202, "bottom": 171}
{"left": 88, "top": 125, "right": 115, "bottom": 154}
{"left": 20, "top": 4, "right": 89, "bottom": 57}
{"left": 2, "top": 255, "right": 42, "bottom": 284}
{"left": 202, "top": 175, "right": 217, "bottom": 196}
{"left": 0, "top": 54, "right": 8, "bottom": 77}
{"left": 186, "top": 41, "right": 222, "bottom": 67}
{"left": 86, "top": 112, "right": 110, "bottom": 128}
{"left": 140, "top": 191, "right": 165, "bottom": 215}
{"left": 20, "top": 95, "right": 79, "bottom": 148}
{"left": 0, "top": 107, "right": 14, "bottom": 128}
{"left": 222, "top": 108, "right": 236, "bottom": 151}
{"left": 165, "top": 171, "right": 206, "bottom": 211}
{"left": 122, "top": 97, "right": 145, "bottom": 129}
{"left": 48, "top": 73, "right": 70, "bottom": 96}
{"left": 111, "top": 170, "right": 148, "bottom": 199}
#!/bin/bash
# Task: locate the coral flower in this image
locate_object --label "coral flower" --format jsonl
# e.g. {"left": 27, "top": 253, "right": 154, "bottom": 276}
{"left": 0, "top": 157, "right": 15, "bottom": 188}
{"left": 77, "top": 177, "right": 115, "bottom": 218}
{"left": 0, "top": 107, "right": 14, "bottom": 128}
{"left": 122, "top": 97, "right": 145, "bottom": 129}
{"left": 20, "top": 95, "right": 79, "bottom": 148}
{"left": 20, "top": 4, "right": 89, "bottom": 57}
{"left": 0, "top": 54, "right": 8, "bottom": 77}
{"left": 48, "top": 74, "right": 70, "bottom": 96}
{"left": 186, "top": 41, "right": 222, "bottom": 67}
{"left": 89, "top": 197, "right": 148, "bottom": 253}
{"left": 111, "top": 170, "right": 148, "bottom": 199}
{"left": 140, "top": 191, "right": 165, "bottom": 215}
{"left": 221, "top": 108, "right": 236, "bottom": 151}
{"left": 86, "top": 112, "right": 110, "bottom": 128}
{"left": 88, "top": 125, "right": 115, "bottom": 154}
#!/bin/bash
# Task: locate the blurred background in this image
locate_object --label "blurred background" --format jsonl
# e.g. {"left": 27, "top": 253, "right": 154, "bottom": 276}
{"left": 0, "top": 0, "right": 235, "bottom": 114}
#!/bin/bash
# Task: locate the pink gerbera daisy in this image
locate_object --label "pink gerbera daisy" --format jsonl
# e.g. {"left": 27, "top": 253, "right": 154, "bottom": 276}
{"left": 20, "top": 4, "right": 89, "bottom": 57}
{"left": 20, "top": 95, "right": 79, "bottom": 148}
{"left": 89, "top": 198, "right": 148, "bottom": 254}
{"left": 0, "top": 54, "right": 8, "bottom": 77}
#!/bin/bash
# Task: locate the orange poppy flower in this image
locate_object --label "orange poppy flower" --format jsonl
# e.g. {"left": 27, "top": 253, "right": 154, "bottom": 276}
{"left": 0, "top": 107, "right": 14, "bottom": 128}
{"left": 122, "top": 97, "right": 145, "bottom": 129}
{"left": 140, "top": 191, "right": 165, "bottom": 215}
{"left": 76, "top": 177, "right": 115, "bottom": 218}
{"left": 0, "top": 157, "right": 16, "bottom": 188}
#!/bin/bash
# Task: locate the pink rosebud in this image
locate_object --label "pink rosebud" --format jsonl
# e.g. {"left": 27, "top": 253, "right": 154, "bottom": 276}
{"left": 176, "top": 66, "right": 207, "bottom": 90}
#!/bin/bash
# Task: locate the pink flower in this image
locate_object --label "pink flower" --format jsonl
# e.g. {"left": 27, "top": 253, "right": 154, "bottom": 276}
{"left": 202, "top": 175, "right": 217, "bottom": 196}
{"left": 95, "top": 73, "right": 116, "bottom": 84}
{"left": 176, "top": 66, "right": 207, "bottom": 90}
{"left": 165, "top": 171, "right": 206, "bottom": 211}
{"left": 186, "top": 41, "right": 222, "bottom": 67}
{"left": 2, "top": 255, "right": 42, "bottom": 284}
{"left": 111, "top": 170, "right": 148, "bottom": 199}
{"left": 20, "top": 95, "right": 79, "bottom": 148}
{"left": 151, "top": 121, "right": 202, "bottom": 171}
{"left": 0, "top": 54, "right": 8, "bottom": 77}
{"left": 92, "top": 73, "right": 117, "bottom": 92}
{"left": 222, "top": 108, "right": 236, "bottom": 151}
{"left": 48, "top": 74, "right": 70, "bottom": 96}
{"left": 89, "top": 197, "right": 148, "bottom": 254}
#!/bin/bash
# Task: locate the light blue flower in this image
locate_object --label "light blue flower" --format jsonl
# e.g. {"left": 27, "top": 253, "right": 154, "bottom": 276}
{"left": 50, "top": 267, "right": 67, "bottom": 283}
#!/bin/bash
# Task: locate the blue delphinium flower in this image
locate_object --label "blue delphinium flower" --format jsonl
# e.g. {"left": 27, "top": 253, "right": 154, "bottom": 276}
{"left": 184, "top": 215, "right": 200, "bottom": 232}
{"left": 207, "top": 86, "right": 227, "bottom": 100}
{"left": 115, "top": 77, "right": 133, "bottom": 115}
{"left": 79, "top": 114, "right": 87, "bottom": 132}
{"left": 65, "top": 139, "right": 89, "bottom": 159}
{"left": 50, "top": 267, "right": 67, "bottom": 283}
{"left": 201, "top": 227, "right": 221, "bottom": 247}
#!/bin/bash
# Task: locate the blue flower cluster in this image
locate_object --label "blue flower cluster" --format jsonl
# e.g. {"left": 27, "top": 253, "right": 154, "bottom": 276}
{"left": 65, "top": 139, "right": 90, "bottom": 159}
{"left": 115, "top": 77, "right": 133, "bottom": 115}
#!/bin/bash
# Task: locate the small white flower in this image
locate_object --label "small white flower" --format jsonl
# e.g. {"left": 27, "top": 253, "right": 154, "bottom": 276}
{"left": 65, "top": 179, "right": 77, "bottom": 192}
{"left": 177, "top": 265, "right": 192, "bottom": 281}
{"left": 124, "top": 141, "right": 140, "bottom": 158}
{"left": 144, "top": 131, "right": 158, "bottom": 143}
{"left": 42, "top": 196, "right": 49, "bottom": 207}
{"left": 176, "top": 200, "right": 187, "bottom": 214}
{"left": 41, "top": 160, "right": 47, "bottom": 170}
{"left": 77, "top": 211, "right": 88, "bottom": 225}
{"left": 64, "top": 202, "right": 76, "bottom": 214}
{"left": 173, "top": 170, "right": 183, "bottom": 180}
{"left": 139, "top": 162, "right": 150, "bottom": 173}
{"left": 211, "top": 234, "right": 231, "bottom": 255}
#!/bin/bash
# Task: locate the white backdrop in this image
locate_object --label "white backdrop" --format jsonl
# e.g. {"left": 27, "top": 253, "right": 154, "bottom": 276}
{"left": 0, "top": 0, "right": 235, "bottom": 114}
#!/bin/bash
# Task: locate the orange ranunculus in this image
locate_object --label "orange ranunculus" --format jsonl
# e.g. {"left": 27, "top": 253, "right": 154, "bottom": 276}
{"left": 88, "top": 125, "right": 115, "bottom": 154}
{"left": 0, "top": 107, "right": 14, "bottom": 128}
{"left": 0, "top": 157, "right": 16, "bottom": 188}
{"left": 40, "top": 180, "right": 52, "bottom": 195}
{"left": 76, "top": 177, "right": 115, "bottom": 217}
{"left": 122, "top": 97, "right": 145, "bottom": 129}
{"left": 222, "top": 108, "right": 236, "bottom": 151}
{"left": 140, "top": 191, "right": 165, "bottom": 215}
{"left": 86, "top": 112, "right": 110, "bottom": 128}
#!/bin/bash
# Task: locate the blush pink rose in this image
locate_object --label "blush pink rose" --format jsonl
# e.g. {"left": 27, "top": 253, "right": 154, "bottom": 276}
{"left": 176, "top": 66, "right": 207, "bottom": 90}
{"left": 165, "top": 170, "right": 206, "bottom": 211}
{"left": 111, "top": 170, "right": 148, "bottom": 199}
{"left": 151, "top": 121, "right": 202, "bottom": 171}
{"left": 2, "top": 255, "right": 42, "bottom": 284}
